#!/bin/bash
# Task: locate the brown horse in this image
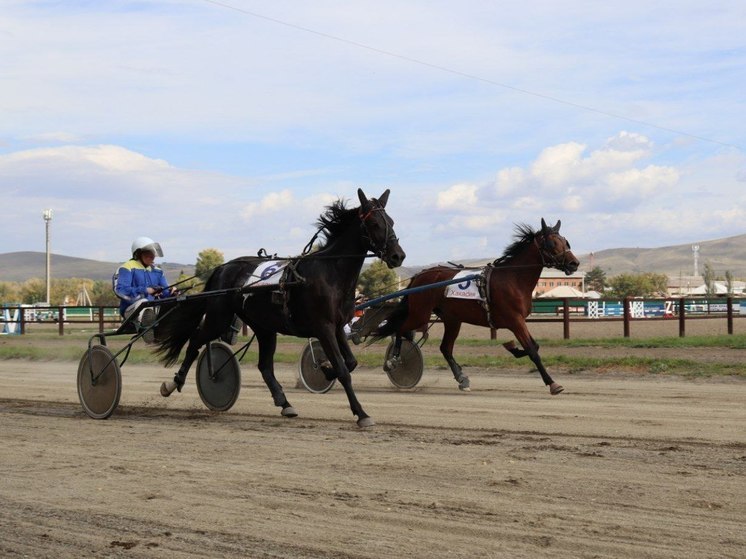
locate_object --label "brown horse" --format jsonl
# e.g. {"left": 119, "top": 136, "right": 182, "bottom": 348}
{"left": 374, "top": 219, "right": 579, "bottom": 394}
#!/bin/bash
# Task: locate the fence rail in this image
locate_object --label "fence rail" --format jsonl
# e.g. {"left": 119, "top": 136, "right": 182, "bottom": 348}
{"left": 1, "top": 297, "right": 744, "bottom": 338}
{"left": 0, "top": 305, "right": 121, "bottom": 336}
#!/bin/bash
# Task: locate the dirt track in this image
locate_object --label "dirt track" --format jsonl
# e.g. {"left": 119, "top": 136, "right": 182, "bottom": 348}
{"left": 1, "top": 358, "right": 745, "bottom": 558}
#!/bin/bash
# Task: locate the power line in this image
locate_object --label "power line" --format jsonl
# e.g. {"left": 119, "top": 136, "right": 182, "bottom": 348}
{"left": 200, "top": 0, "right": 741, "bottom": 151}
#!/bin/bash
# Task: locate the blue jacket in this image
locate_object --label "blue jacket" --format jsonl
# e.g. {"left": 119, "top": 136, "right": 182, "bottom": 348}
{"left": 114, "top": 259, "right": 173, "bottom": 316}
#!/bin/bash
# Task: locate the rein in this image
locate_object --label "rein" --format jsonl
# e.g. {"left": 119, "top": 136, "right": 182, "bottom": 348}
{"left": 291, "top": 201, "right": 396, "bottom": 261}
{"left": 534, "top": 234, "right": 573, "bottom": 271}
{"left": 359, "top": 205, "right": 399, "bottom": 262}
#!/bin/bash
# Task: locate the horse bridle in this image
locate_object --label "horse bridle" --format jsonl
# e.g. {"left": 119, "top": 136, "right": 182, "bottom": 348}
{"left": 359, "top": 203, "right": 398, "bottom": 261}
{"left": 535, "top": 232, "right": 573, "bottom": 271}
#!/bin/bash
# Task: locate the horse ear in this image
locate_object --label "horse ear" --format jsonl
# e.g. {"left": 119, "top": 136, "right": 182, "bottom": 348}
{"left": 554, "top": 220, "right": 561, "bottom": 232}
{"left": 378, "top": 189, "right": 390, "bottom": 208}
{"left": 357, "top": 188, "right": 370, "bottom": 210}
{"left": 541, "top": 218, "right": 549, "bottom": 233}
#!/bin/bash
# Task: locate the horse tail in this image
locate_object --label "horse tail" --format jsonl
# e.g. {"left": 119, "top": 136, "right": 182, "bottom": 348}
{"left": 154, "top": 294, "right": 208, "bottom": 367}
{"left": 369, "top": 296, "right": 410, "bottom": 342}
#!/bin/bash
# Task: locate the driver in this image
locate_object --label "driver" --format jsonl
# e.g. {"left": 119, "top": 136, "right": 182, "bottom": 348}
{"left": 114, "top": 236, "right": 176, "bottom": 341}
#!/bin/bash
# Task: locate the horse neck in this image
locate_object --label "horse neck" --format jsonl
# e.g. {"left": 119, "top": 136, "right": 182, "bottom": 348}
{"left": 315, "top": 221, "right": 368, "bottom": 287}
{"left": 493, "top": 241, "right": 544, "bottom": 290}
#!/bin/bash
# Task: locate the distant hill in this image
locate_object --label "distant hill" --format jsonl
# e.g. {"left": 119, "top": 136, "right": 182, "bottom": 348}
{"left": 0, "top": 252, "right": 195, "bottom": 282}
{"left": 577, "top": 234, "right": 746, "bottom": 277}
{"left": 441, "top": 235, "right": 746, "bottom": 278}
{"left": 1, "top": 232, "right": 745, "bottom": 282}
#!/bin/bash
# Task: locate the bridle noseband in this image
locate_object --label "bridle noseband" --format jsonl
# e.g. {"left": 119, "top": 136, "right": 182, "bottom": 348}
{"left": 535, "top": 232, "right": 573, "bottom": 271}
{"left": 359, "top": 204, "right": 398, "bottom": 261}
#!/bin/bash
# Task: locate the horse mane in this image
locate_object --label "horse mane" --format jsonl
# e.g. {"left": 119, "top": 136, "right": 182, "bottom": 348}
{"left": 492, "top": 223, "right": 537, "bottom": 265}
{"left": 315, "top": 199, "right": 359, "bottom": 248}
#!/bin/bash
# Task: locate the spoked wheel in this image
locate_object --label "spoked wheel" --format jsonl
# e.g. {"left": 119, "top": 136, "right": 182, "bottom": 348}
{"left": 384, "top": 338, "right": 424, "bottom": 389}
{"left": 77, "top": 345, "right": 122, "bottom": 419}
{"left": 298, "top": 339, "right": 336, "bottom": 394}
{"left": 196, "top": 341, "right": 241, "bottom": 412}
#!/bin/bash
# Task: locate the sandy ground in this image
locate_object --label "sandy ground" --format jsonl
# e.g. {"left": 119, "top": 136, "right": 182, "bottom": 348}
{"left": 1, "top": 353, "right": 744, "bottom": 559}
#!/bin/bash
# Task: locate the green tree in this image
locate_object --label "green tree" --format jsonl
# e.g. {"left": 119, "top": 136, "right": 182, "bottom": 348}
{"left": 725, "top": 270, "right": 734, "bottom": 294}
{"left": 0, "top": 282, "right": 21, "bottom": 303}
{"left": 584, "top": 266, "right": 607, "bottom": 292}
{"left": 195, "top": 248, "right": 225, "bottom": 281}
{"left": 20, "top": 278, "right": 46, "bottom": 304}
{"left": 90, "top": 280, "right": 120, "bottom": 306}
{"left": 357, "top": 260, "right": 398, "bottom": 298}
{"left": 50, "top": 278, "right": 90, "bottom": 305}
{"left": 608, "top": 272, "right": 668, "bottom": 299}
{"left": 702, "top": 262, "right": 716, "bottom": 295}
{"left": 175, "top": 269, "right": 201, "bottom": 293}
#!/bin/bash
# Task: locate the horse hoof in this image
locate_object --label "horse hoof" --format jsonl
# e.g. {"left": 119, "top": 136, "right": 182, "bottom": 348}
{"left": 459, "top": 386, "right": 471, "bottom": 392}
{"left": 281, "top": 406, "right": 298, "bottom": 418}
{"left": 357, "top": 416, "right": 375, "bottom": 428}
{"left": 160, "top": 381, "right": 177, "bottom": 397}
{"left": 458, "top": 378, "right": 471, "bottom": 391}
{"left": 550, "top": 383, "right": 564, "bottom": 395}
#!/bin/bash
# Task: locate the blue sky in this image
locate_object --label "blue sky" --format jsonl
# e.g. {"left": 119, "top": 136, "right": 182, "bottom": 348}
{"left": 1, "top": 0, "right": 745, "bottom": 267}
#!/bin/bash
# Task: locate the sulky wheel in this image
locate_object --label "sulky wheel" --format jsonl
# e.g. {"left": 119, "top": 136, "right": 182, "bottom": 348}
{"left": 384, "top": 338, "right": 424, "bottom": 389}
{"left": 77, "top": 345, "right": 122, "bottom": 419}
{"left": 196, "top": 341, "right": 241, "bottom": 412}
{"left": 298, "top": 339, "right": 336, "bottom": 394}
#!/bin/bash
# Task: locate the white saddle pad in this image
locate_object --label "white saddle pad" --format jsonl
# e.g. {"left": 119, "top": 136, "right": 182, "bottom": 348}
{"left": 445, "top": 270, "right": 483, "bottom": 300}
{"left": 245, "top": 260, "right": 288, "bottom": 288}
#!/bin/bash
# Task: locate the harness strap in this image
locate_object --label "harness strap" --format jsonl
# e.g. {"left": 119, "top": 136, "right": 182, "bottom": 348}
{"left": 478, "top": 265, "right": 497, "bottom": 330}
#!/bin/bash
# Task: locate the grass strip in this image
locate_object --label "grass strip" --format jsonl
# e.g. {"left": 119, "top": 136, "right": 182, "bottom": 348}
{"left": 1, "top": 333, "right": 744, "bottom": 378}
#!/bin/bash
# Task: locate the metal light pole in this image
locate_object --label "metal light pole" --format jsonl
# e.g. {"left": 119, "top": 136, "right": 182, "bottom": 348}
{"left": 43, "top": 209, "right": 53, "bottom": 304}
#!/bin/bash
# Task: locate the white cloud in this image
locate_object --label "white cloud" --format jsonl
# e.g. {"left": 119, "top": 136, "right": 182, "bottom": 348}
{"left": 561, "top": 195, "right": 584, "bottom": 212}
{"left": 1, "top": 144, "right": 169, "bottom": 177}
{"left": 2, "top": 2, "right": 746, "bottom": 266}
{"left": 485, "top": 132, "right": 677, "bottom": 212}
{"left": 606, "top": 165, "right": 679, "bottom": 200}
{"left": 511, "top": 196, "right": 542, "bottom": 210}
{"left": 436, "top": 183, "right": 478, "bottom": 210}
{"left": 460, "top": 214, "right": 502, "bottom": 231}
{"left": 605, "top": 131, "right": 653, "bottom": 153}
{"left": 241, "top": 190, "right": 295, "bottom": 220}
{"left": 495, "top": 167, "right": 526, "bottom": 196}
{"left": 530, "top": 142, "right": 587, "bottom": 188}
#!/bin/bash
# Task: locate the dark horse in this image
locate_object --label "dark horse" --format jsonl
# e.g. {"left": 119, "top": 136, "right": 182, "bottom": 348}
{"left": 155, "top": 189, "right": 405, "bottom": 427}
{"left": 374, "top": 219, "right": 578, "bottom": 394}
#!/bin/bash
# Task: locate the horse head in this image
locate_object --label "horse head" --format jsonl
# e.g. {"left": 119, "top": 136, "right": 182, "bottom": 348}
{"left": 537, "top": 218, "right": 579, "bottom": 275}
{"left": 358, "top": 188, "right": 406, "bottom": 269}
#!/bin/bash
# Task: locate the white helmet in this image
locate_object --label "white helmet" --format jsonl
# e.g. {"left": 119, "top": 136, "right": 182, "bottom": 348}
{"left": 131, "top": 236, "right": 163, "bottom": 257}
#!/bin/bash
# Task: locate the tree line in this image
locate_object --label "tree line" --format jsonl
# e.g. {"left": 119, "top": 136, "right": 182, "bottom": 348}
{"left": 1, "top": 249, "right": 735, "bottom": 307}
{"left": 585, "top": 262, "right": 737, "bottom": 298}
{"left": 0, "top": 249, "right": 401, "bottom": 306}
{"left": 0, "top": 248, "right": 226, "bottom": 306}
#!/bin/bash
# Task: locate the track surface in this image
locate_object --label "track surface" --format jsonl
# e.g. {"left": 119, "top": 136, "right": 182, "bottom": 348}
{"left": 1, "top": 360, "right": 744, "bottom": 558}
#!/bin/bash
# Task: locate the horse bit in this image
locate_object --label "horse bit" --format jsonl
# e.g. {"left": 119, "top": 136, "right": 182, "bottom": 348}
{"left": 535, "top": 233, "right": 573, "bottom": 271}
{"left": 359, "top": 203, "right": 398, "bottom": 261}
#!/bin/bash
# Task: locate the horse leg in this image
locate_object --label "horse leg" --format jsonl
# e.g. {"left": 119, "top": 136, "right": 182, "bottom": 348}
{"left": 502, "top": 339, "right": 538, "bottom": 358}
{"left": 440, "top": 319, "right": 470, "bottom": 391}
{"left": 510, "top": 324, "right": 563, "bottom": 395}
{"left": 160, "top": 332, "right": 203, "bottom": 396}
{"left": 160, "top": 307, "right": 233, "bottom": 397}
{"left": 317, "top": 327, "right": 372, "bottom": 428}
{"left": 256, "top": 331, "right": 297, "bottom": 418}
{"left": 336, "top": 325, "right": 358, "bottom": 373}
